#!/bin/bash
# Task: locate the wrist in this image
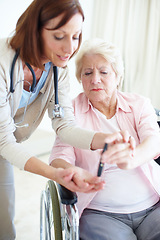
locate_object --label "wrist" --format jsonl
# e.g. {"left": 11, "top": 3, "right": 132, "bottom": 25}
{"left": 91, "top": 132, "right": 105, "bottom": 150}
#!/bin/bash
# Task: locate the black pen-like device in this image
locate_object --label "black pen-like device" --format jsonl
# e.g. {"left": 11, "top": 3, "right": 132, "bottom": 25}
{"left": 97, "top": 143, "right": 108, "bottom": 176}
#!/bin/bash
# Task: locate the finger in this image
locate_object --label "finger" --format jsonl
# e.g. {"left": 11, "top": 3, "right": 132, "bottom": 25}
{"left": 84, "top": 175, "right": 103, "bottom": 184}
{"left": 90, "top": 182, "right": 105, "bottom": 192}
{"left": 104, "top": 132, "right": 123, "bottom": 144}
{"left": 60, "top": 179, "right": 81, "bottom": 192}
{"left": 63, "top": 173, "right": 74, "bottom": 182}
{"left": 129, "top": 136, "right": 136, "bottom": 150}
{"left": 120, "top": 130, "right": 131, "bottom": 143}
{"left": 101, "top": 142, "right": 129, "bottom": 162}
{"left": 108, "top": 148, "right": 133, "bottom": 165}
{"left": 73, "top": 173, "right": 91, "bottom": 189}
{"left": 84, "top": 184, "right": 104, "bottom": 193}
{"left": 64, "top": 177, "right": 93, "bottom": 192}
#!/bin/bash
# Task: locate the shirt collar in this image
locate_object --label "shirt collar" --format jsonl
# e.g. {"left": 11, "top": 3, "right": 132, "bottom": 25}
{"left": 79, "top": 91, "right": 132, "bottom": 114}
{"left": 78, "top": 93, "right": 92, "bottom": 113}
{"left": 116, "top": 91, "right": 132, "bottom": 113}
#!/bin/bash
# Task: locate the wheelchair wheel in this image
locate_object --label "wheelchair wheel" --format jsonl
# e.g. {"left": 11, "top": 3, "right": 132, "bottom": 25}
{"left": 40, "top": 180, "right": 63, "bottom": 240}
{"left": 61, "top": 204, "right": 79, "bottom": 240}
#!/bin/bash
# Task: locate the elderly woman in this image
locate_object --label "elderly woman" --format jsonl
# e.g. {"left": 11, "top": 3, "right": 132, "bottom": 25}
{"left": 50, "top": 38, "right": 160, "bottom": 240}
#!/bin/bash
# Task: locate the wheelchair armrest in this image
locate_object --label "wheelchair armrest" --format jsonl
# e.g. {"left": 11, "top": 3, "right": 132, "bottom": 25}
{"left": 57, "top": 184, "right": 78, "bottom": 205}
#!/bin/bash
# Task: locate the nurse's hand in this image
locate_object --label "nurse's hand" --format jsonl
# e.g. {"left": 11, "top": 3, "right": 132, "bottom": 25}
{"left": 92, "top": 130, "right": 135, "bottom": 150}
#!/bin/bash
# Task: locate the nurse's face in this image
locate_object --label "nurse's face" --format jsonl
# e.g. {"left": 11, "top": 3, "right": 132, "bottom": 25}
{"left": 41, "top": 13, "right": 83, "bottom": 67}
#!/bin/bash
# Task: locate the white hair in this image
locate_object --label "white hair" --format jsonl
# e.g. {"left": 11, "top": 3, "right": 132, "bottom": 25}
{"left": 75, "top": 38, "right": 124, "bottom": 89}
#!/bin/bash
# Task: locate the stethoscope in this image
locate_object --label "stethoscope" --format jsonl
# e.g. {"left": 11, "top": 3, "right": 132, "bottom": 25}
{"left": 9, "top": 51, "right": 64, "bottom": 127}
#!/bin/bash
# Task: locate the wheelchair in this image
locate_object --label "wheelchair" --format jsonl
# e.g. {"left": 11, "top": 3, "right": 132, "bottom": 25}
{"left": 39, "top": 108, "right": 160, "bottom": 240}
{"left": 40, "top": 180, "right": 79, "bottom": 240}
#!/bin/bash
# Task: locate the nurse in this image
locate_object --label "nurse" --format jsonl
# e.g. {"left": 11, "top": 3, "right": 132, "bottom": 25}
{"left": 0, "top": 0, "right": 125, "bottom": 239}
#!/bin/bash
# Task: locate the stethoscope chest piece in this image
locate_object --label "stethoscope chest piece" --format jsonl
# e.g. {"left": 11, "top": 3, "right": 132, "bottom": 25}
{"left": 52, "top": 104, "right": 64, "bottom": 118}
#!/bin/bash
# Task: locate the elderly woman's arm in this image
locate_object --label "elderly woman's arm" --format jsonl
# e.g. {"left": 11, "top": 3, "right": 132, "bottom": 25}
{"left": 101, "top": 134, "right": 160, "bottom": 170}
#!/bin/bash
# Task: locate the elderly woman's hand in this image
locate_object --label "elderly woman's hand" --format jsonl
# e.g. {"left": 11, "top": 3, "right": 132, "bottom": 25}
{"left": 101, "top": 142, "right": 136, "bottom": 170}
{"left": 101, "top": 133, "right": 160, "bottom": 170}
{"left": 114, "top": 130, "right": 136, "bottom": 150}
{"left": 72, "top": 166, "right": 105, "bottom": 192}
{"left": 53, "top": 165, "right": 105, "bottom": 193}
{"left": 100, "top": 131, "right": 137, "bottom": 170}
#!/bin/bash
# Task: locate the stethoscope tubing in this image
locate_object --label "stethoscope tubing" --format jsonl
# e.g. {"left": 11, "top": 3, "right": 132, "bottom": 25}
{"left": 53, "top": 66, "right": 59, "bottom": 105}
{"left": 10, "top": 52, "right": 59, "bottom": 98}
{"left": 10, "top": 51, "right": 19, "bottom": 93}
{"left": 25, "top": 63, "right": 36, "bottom": 92}
{"left": 10, "top": 51, "right": 37, "bottom": 93}
{"left": 10, "top": 52, "right": 62, "bottom": 122}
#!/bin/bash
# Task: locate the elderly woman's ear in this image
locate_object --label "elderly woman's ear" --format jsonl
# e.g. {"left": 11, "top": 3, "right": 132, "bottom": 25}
{"left": 117, "top": 76, "right": 123, "bottom": 89}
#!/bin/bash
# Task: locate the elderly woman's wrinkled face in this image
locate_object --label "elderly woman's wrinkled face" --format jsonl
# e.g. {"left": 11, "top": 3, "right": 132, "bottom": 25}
{"left": 81, "top": 54, "right": 118, "bottom": 105}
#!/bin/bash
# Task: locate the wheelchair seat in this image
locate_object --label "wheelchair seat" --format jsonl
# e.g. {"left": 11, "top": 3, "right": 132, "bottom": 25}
{"left": 40, "top": 180, "right": 79, "bottom": 240}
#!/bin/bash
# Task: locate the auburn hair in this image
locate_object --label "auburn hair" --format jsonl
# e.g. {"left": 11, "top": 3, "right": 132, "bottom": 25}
{"left": 9, "top": 0, "right": 84, "bottom": 69}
